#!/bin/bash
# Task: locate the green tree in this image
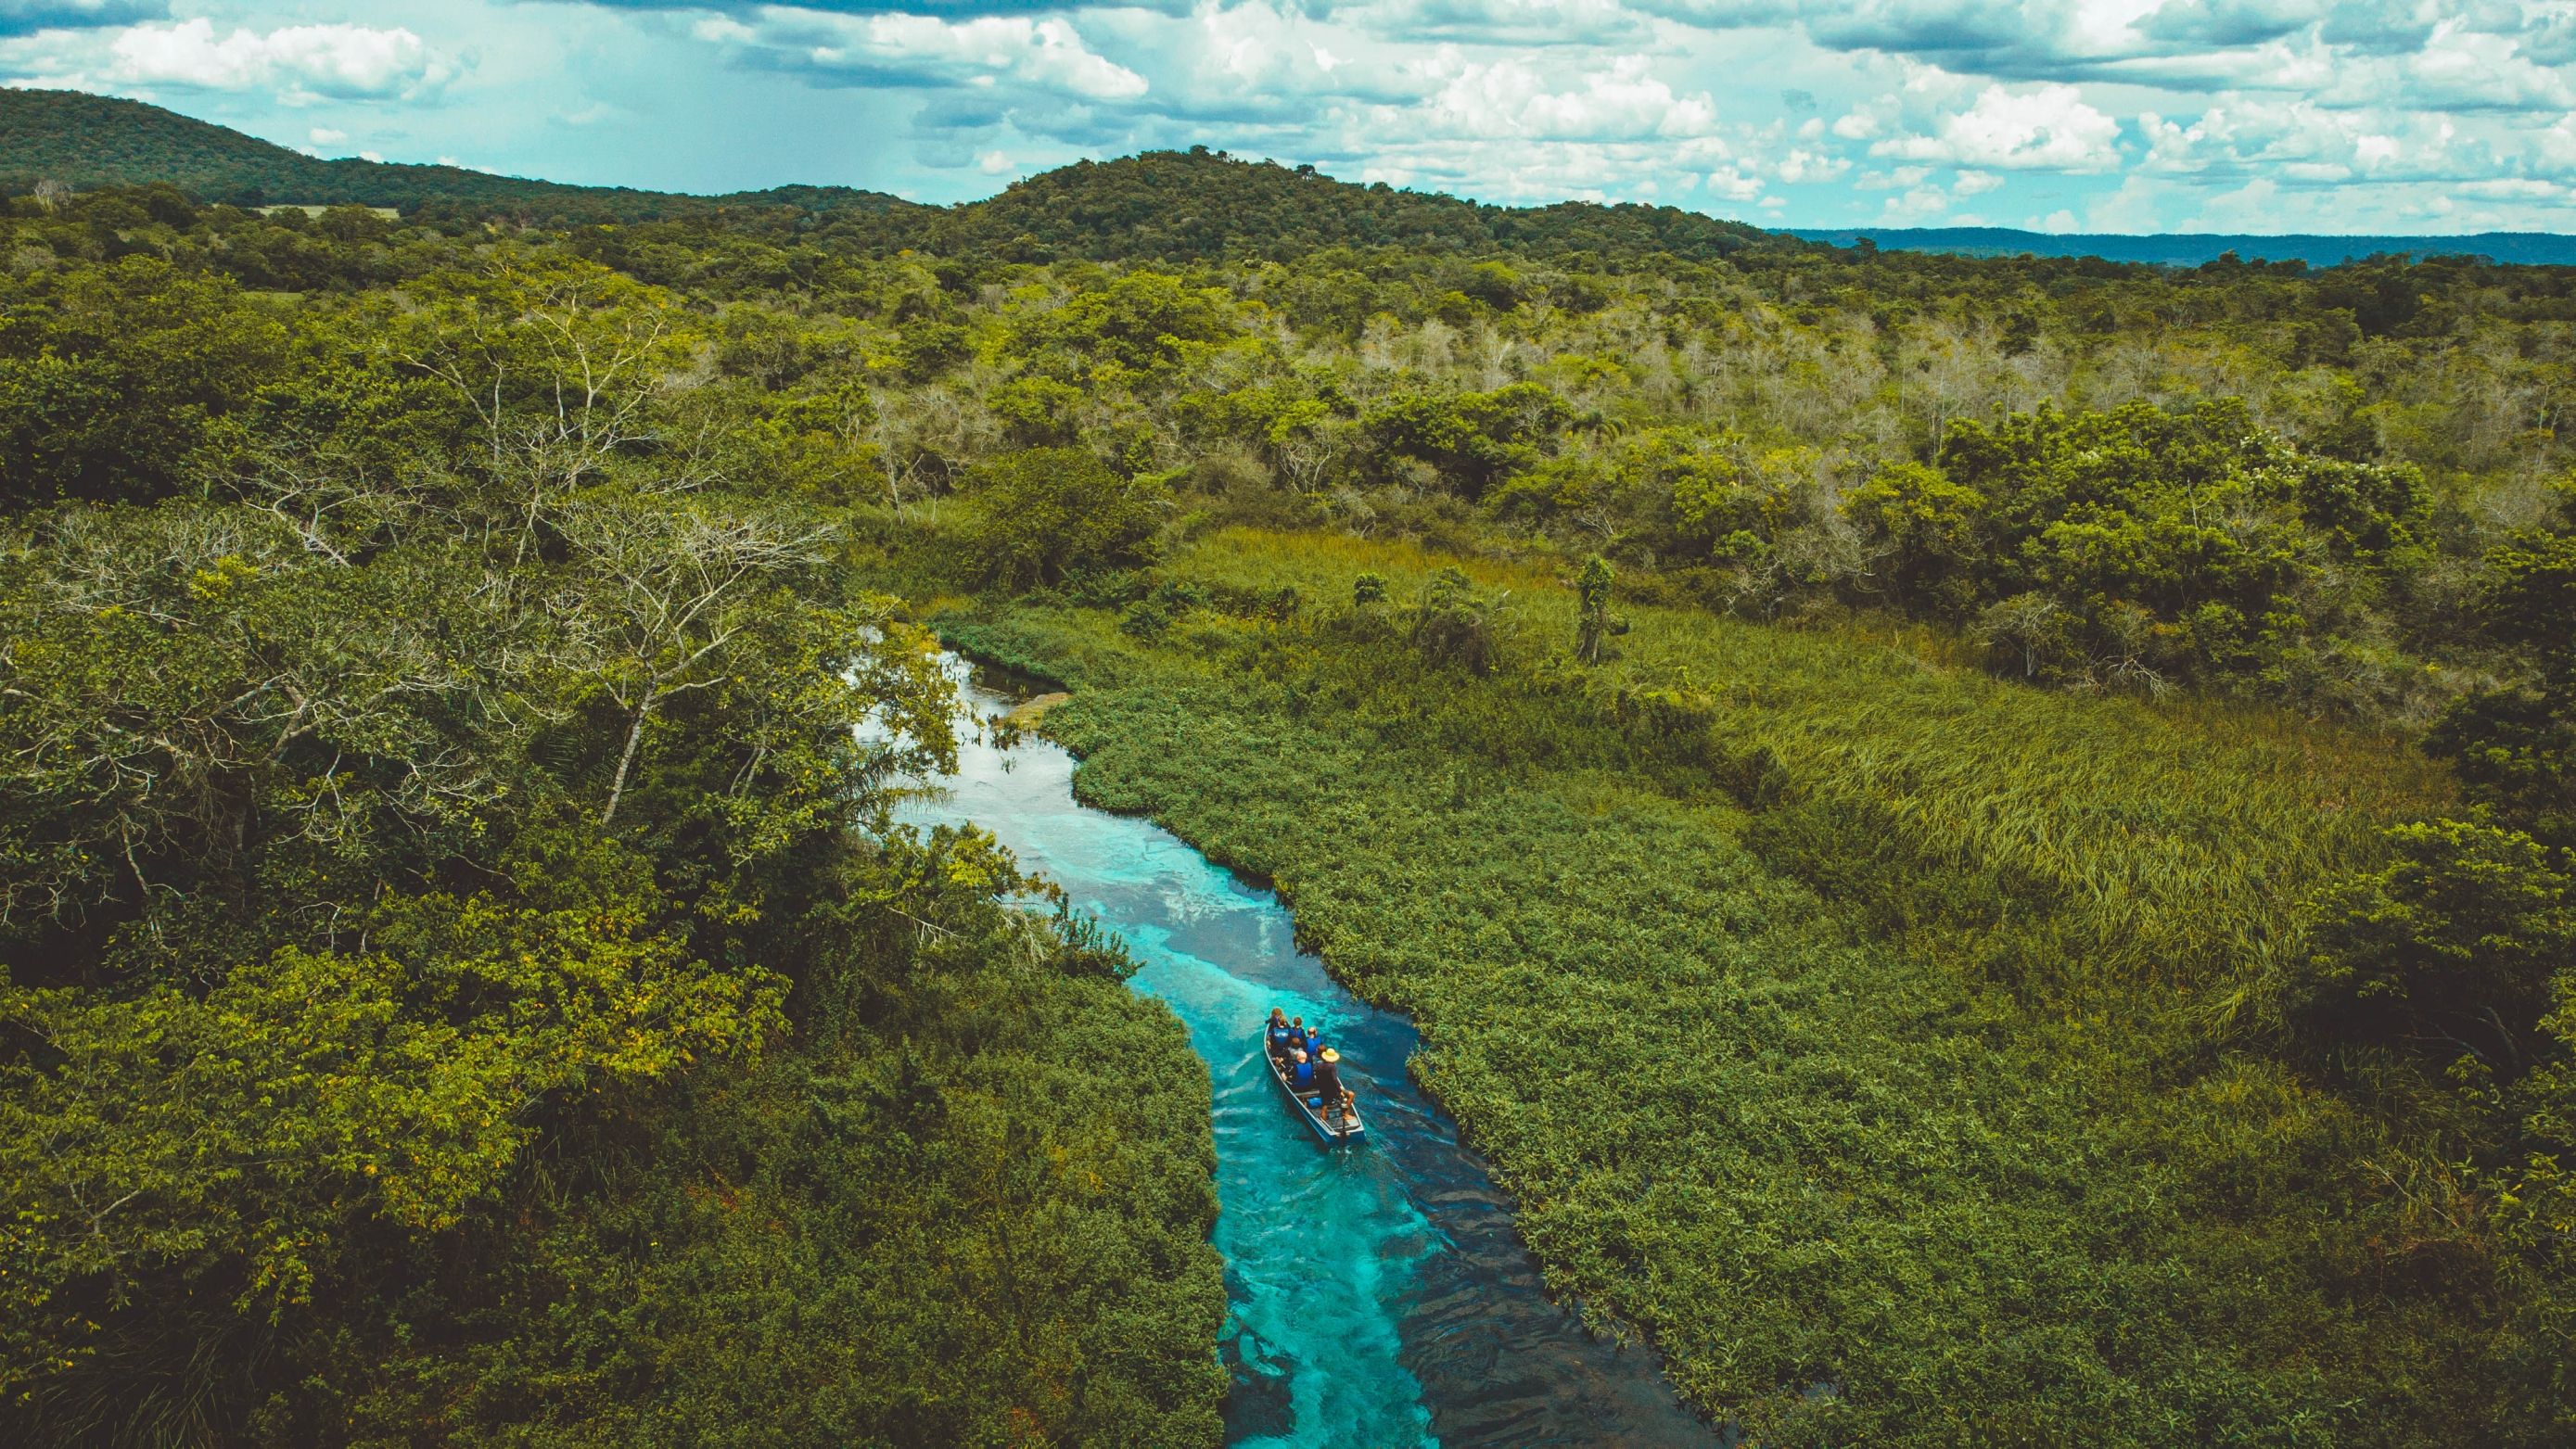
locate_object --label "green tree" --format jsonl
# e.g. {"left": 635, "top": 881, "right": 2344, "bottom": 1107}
{"left": 1362, "top": 383, "right": 1570, "bottom": 499}
{"left": 552, "top": 496, "right": 843, "bottom": 828}
{"left": 1842, "top": 460, "right": 1989, "bottom": 617}
{"left": 1925, "top": 400, "right": 2428, "bottom": 691}
{"left": 1409, "top": 566, "right": 1511, "bottom": 676}
{"left": 964, "top": 447, "right": 1167, "bottom": 589}
{"left": 0, "top": 259, "right": 287, "bottom": 508}
{"left": 1573, "top": 554, "right": 1626, "bottom": 665}
{"left": 1027, "top": 271, "right": 1237, "bottom": 371}
{"left": 2292, "top": 818, "right": 2573, "bottom": 1068}
{"left": 2429, "top": 516, "right": 2576, "bottom": 845}
{"left": 0, "top": 820, "right": 785, "bottom": 1426}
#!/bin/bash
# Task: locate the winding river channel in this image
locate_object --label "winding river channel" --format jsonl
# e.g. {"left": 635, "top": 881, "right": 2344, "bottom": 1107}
{"left": 895, "top": 660, "right": 1717, "bottom": 1448}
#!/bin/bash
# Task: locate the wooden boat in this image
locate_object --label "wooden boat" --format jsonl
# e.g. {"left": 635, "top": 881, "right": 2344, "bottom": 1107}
{"left": 1265, "top": 1034, "right": 1366, "bottom": 1143}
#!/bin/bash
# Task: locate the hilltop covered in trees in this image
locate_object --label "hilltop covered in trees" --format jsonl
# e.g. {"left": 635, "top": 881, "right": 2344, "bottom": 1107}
{"left": 0, "top": 88, "right": 924, "bottom": 226}
{"left": 936, "top": 149, "right": 1782, "bottom": 263}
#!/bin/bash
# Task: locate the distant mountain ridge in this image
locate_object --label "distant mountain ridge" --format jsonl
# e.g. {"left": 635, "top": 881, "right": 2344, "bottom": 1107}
{"left": 15, "top": 86, "right": 2574, "bottom": 270}
{"left": 0, "top": 88, "right": 924, "bottom": 223}
{"left": 0, "top": 87, "right": 1785, "bottom": 263}
{"left": 1790, "top": 225, "right": 2576, "bottom": 268}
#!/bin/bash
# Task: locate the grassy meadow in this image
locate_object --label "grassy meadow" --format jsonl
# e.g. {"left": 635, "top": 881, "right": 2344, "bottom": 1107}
{"left": 937, "top": 528, "right": 2511, "bottom": 1447}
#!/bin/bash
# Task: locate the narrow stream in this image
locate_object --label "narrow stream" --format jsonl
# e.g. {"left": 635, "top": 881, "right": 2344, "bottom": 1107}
{"left": 894, "top": 660, "right": 1718, "bottom": 1448}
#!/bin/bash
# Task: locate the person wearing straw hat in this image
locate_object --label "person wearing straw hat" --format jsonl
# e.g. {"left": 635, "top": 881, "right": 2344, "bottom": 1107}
{"left": 1312, "top": 1048, "right": 1348, "bottom": 1128}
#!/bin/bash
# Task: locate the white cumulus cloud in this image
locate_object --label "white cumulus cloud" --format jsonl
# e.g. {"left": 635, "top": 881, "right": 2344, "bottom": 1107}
{"left": 1883, "top": 182, "right": 1950, "bottom": 217}
{"left": 1419, "top": 55, "right": 1716, "bottom": 140}
{"left": 1875, "top": 82, "right": 2120, "bottom": 170}
{"left": 1705, "top": 162, "right": 1765, "bottom": 199}
{"left": 699, "top": 10, "right": 1146, "bottom": 102}
{"left": 1777, "top": 146, "right": 1851, "bottom": 182}
{"left": 108, "top": 19, "right": 456, "bottom": 102}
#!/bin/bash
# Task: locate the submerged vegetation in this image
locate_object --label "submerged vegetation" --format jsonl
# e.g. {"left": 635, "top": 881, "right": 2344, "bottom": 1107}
{"left": 3, "top": 93, "right": 2576, "bottom": 1442}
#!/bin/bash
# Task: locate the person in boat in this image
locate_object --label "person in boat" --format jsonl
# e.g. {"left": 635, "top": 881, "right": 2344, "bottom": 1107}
{"left": 1267, "top": 1008, "right": 1294, "bottom": 1061}
{"left": 1287, "top": 1015, "right": 1312, "bottom": 1053}
{"left": 1288, "top": 1047, "right": 1316, "bottom": 1095}
{"left": 1313, "top": 1048, "right": 1348, "bottom": 1126}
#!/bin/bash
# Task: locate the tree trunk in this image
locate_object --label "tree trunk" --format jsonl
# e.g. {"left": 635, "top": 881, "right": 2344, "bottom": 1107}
{"left": 601, "top": 698, "right": 653, "bottom": 828}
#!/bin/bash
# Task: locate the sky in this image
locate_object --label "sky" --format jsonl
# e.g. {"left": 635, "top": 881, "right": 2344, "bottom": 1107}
{"left": 8, "top": 2, "right": 2576, "bottom": 234}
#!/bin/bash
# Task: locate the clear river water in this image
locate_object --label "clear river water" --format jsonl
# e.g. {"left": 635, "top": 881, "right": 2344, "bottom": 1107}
{"left": 894, "top": 661, "right": 1719, "bottom": 1448}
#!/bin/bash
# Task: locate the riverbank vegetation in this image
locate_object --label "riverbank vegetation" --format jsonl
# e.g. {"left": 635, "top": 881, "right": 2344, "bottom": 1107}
{"left": 940, "top": 528, "right": 2552, "bottom": 1445}
{"left": 6, "top": 113, "right": 2576, "bottom": 1442}
{"left": 0, "top": 220, "right": 1222, "bottom": 1444}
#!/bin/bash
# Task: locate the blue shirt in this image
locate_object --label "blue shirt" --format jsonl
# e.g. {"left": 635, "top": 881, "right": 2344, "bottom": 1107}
{"left": 1291, "top": 1060, "right": 1315, "bottom": 1087}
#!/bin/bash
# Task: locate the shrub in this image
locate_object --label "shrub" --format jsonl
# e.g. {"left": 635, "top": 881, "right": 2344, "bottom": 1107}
{"left": 966, "top": 447, "right": 1168, "bottom": 590}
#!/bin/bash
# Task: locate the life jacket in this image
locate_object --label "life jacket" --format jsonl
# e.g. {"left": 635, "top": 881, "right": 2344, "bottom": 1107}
{"left": 1291, "top": 1060, "right": 1315, "bottom": 1087}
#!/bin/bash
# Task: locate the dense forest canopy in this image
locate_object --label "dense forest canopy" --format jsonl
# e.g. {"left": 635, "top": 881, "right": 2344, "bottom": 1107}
{"left": 0, "top": 187, "right": 1226, "bottom": 1446}
{"left": 2, "top": 103, "right": 2576, "bottom": 1444}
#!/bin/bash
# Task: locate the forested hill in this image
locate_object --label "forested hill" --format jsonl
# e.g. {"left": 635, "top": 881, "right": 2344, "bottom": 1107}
{"left": 0, "top": 87, "right": 925, "bottom": 225}
{"left": 924, "top": 150, "right": 1786, "bottom": 262}
{"left": 3, "top": 86, "right": 1791, "bottom": 262}
{"left": 1793, "top": 223, "right": 2576, "bottom": 268}
{"left": 30, "top": 86, "right": 2576, "bottom": 272}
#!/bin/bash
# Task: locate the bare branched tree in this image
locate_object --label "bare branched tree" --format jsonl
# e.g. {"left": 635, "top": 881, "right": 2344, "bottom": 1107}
{"left": 401, "top": 269, "right": 686, "bottom": 557}
{"left": 554, "top": 500, "right": 838, "bottom": 826}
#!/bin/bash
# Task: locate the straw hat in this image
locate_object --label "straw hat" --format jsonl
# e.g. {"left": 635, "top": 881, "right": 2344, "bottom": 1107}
{"left": 1320, "top": 1049, "right": 1340, "bottom": 1062}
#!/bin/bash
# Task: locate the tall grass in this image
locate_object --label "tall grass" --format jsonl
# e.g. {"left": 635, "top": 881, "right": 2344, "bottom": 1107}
{"left": 1175, "top": 527, "right": 2450, "bottom": 1007}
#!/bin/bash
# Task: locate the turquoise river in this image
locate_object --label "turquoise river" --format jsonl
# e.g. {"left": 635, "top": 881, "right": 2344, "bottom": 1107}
{"left": 895, "top": 661, "right": 1718, "bottom": 1448}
